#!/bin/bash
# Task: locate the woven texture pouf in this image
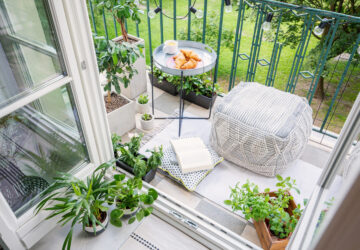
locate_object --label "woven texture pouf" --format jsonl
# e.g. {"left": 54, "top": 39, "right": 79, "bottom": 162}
{"left": 210, "top": 82, "right": 313, "bottom": 177}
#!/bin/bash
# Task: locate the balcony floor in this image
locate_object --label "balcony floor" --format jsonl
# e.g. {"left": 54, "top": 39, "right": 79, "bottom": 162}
{"left": 122, "top": 78, "right": 342, "bottom": 247}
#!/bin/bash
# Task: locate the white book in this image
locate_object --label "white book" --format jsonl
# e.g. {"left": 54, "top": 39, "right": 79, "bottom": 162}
{"left": 170, "top": 137, "right": 213, "bottom": 173}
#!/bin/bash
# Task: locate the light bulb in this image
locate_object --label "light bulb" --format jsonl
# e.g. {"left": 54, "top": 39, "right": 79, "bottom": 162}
{"left": 195, "top": 9, "right": 203, "bottom": 19}
{"left": 225, "top": 4, "right": 232, "bottom": 13}
{"left": 148, "top": 7, "right": 161, "bottom": 19}
{"left": 313, "top": 25, "right": 324, "bottom": 36}
{"left": 148, "top": 10, "right": 156, "bottom": 19}
{"left": 262, "top": 21, "right": 271, "bottom": 31}
{"left": 314, "top": 19, "right": 328, "bottom": 37}
{"left": 262, "top": 13, "right": 273, "bottom": 31}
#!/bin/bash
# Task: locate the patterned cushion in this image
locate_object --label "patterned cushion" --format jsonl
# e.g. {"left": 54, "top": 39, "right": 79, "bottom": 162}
{"left": 210, "top": 82, "right": 313, "bottom": 177}
{"left": 159, "top": 145, "right": 223, "bottom": 191}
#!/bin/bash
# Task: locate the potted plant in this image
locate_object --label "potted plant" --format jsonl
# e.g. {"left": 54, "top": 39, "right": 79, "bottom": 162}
{"left": 136, "top": 94, "right": 150, "bottom": 114}
{"left": 93, "top": 0, "right": 147, "bottom": 99}
{"left": 140, "top": 113, "right": 154, "bottom": 131}
{"left": 35, "top": 161, "right": 115, "bottom": 250}
{"left": 180, "top": 74, "right": 222, "bottom": 109}
{"left": 224, "top": 175, "right": 303, "bottom": 250}
{"left": 149, "top": 67, "right": 180, "bottom": 96}
{"left": 94, "top": 36, "right": 142, "bottom": 135}
{"left": 113, "top": 133, "right": 163, "bottom": 182}
{"left": 108, "top": 174, "right": 158, "bottom": 227}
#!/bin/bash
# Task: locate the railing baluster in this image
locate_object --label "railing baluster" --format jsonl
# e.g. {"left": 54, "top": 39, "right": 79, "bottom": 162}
{"left": 89, "top": 0, "right": 97, "bottom": 35}
{"left": 229, "top": 0, "right": 243, "bottom": 90}
{"left": 160, "top": 0, "right": 164, "bottom": 43}
{"left": 102, "top": 8, "right": 108, "bottom": 40}
{"left": 308, "top": 19, "right": 340, "bottom": 104}
{"left": 187, "top": 0, "right": 191, "bottom": 40}
{"left": 213, "top": 0, "right": 225, "bottom": 84}
{"left": 113, "top": 16, "right": 118, "bottom": 37}
{"left": 232, "top": 3, "right": 246, "bottom": 89}
{"left": 202, "top": 0, "right": 208, "bottom": 44}
{"left": 173, "top": 0, "right": 176, "bottom": 40}
{"left": 146, "top": 0, "right": 153, "bottom": 57}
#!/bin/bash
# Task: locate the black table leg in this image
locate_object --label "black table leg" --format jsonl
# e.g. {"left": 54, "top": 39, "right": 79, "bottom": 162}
{"left": 178, "top": 71, "right": 184, "bottom": 137}
{"left": 151, "top": 56, "right": 155, "bottom": 116}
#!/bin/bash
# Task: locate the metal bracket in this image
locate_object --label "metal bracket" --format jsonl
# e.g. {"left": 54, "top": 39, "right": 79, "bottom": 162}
{"left": 257, "top": 58, "right": 270, "bottom": 66}
{"left": 238, "top": 53, "right": 250, "bottom": 60}
{"left": 299, "top": 70, "right": 314, "bottom": 79}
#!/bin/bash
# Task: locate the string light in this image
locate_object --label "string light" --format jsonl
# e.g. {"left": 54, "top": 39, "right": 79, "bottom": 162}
{"left": 225, "top": 0, "right": 232, "bottom": 13}
{"left": 262, "top": 12, "right": 273, "bottom": 31}
{"left": 314, "top": 19, "right": 329, "bottom": 36}
{"left": 148, "top": 7, "right": 161, "bottom": 19}
{"left": 190, "top": 6, "right": 204, "bottom": 19}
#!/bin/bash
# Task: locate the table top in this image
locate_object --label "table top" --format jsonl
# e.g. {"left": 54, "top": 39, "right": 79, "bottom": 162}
{"left": 153, "top": 40, "right": 217, "bottom": 76}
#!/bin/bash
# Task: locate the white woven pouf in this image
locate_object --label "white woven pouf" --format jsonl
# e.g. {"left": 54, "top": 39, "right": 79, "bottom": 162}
{"left": 210, "top": 82, "right": 313, "bottom": 177}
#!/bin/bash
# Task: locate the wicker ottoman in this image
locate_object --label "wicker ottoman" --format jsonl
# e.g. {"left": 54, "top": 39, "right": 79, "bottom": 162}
{"left": 210, "top": 82, "right": 313, "bottom": 177}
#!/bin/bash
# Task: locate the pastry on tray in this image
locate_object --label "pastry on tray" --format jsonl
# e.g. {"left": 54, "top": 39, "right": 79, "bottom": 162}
{"left": 173, "top": 53, "right": 187, "bottom": 69}
{"left": 173, "top": 49, "right": 201, "bottom": 69}
{"left": 181, "top": 59, "right": 198, "bottom": 69}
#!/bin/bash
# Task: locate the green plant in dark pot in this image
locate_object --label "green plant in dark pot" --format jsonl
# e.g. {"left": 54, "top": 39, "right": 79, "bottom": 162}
{"left": 35, "top": 160, "right": 115, "bottom": 250}
{"left": 108, "top": 174, "right": 158, "bottom": 227}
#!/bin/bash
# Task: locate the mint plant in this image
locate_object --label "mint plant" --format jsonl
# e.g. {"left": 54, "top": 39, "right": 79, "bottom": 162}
{"left": 138, "top": 94, "right": 149, "bottom": 104}
{"left": 224, "top": 175, "right": 303, "bottom": 239}
{"left": 141, "top": 113, "right": 152, "bottom": 121}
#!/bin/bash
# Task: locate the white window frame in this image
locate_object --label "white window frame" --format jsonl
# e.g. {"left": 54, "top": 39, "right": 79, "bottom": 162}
{"left": 0, "top": 0, "right": 112, "bottom": 249}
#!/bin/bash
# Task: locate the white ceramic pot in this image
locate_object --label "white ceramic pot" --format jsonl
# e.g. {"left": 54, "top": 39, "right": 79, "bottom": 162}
{"left": 105, "top": 93, "right": 136, "bottom": 136}
{"left": 84, "top": 212, "right": 109, "bottom": 235}
{"left": 113, "top": 34, "right": 147, "bottom": 100}
{"left": 136, "top": 102, "right": 150, "bottom": 114}
{"left": 123, "top": 207, "right": 139, "bottom": 217}
{"left": 140, "top": 115, "right": 154, "bottom": 131}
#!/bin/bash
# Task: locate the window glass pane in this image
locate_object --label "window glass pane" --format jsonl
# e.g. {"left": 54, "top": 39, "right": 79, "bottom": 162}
{"left": 0, "top": 0, "right": 64, "bottom": 108}
{"left": 0, "top": 84, "right": 88, "bottom": 217}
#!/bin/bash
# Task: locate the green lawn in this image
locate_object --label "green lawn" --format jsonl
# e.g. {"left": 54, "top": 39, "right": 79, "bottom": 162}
{"left": 88, "top": 0, "right": 359, "bottom": 134}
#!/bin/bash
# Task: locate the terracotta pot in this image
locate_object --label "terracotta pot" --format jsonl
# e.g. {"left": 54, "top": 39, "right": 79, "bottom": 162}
{"left": 84, "top": 211, "right": 109, "bottom": 236}
{"left": 252, "top": 191, "right": 297, "bottom": 250}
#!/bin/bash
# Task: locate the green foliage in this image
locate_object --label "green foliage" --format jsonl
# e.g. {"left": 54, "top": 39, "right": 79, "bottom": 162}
{"left": 107, "top": 174, "right": 157, "bottom": 226}
{"left": 138, "top": 94, "right": 149, "bottom": 104}
{"left": 93, "top": 35, "right": 143, "bottom": 98}
{"left": 111, "top": 133, "right": 164, "bottom": 178}
{"left": 277, "top": 0, "right": 360, "bottom": 77}
{"left": 178, "top": 10, "right": 235, "bottom": 51}
{"left": 92, "top": 0, "right": 142, "bottom": 39}
{"left": 141, "top": 113, "right": 152, "bottom": 121}
{"left": 35, "top": 160, "right": 115, "bottom": 250}
{"left": 224, "top": 175, "right": 303, "bottom": 239}
{"left": 153, "top": 67, "right": 222, "bottom": 98}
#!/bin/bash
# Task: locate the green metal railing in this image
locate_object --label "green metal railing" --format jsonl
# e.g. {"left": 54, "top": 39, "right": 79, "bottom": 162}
{"left": 87, "top": 0, "right": 360, "bottom": 140}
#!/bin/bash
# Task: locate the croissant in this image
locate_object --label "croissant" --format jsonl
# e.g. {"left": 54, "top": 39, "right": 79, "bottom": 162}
{"left": 180, "top": 59, "right": 198, "bottom": 69}
{"left": 180, "top": 49, "right": 192, "bottom": 60}
{"left": 174, "top": 53, "right": 187, "bottom": 69}
{"left": 189, "top": 51, "right": 201, "bottom": 61}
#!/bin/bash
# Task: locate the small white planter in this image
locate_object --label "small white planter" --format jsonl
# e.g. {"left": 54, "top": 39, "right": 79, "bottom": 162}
{"left": 123, "top": 207, "right": 139, "bottom": 217}
{"left": 113, "top": 34, "right": 147, "bottom": 100}
{"left": 105, "top": 93, "right": 136, "bottom": 136}
{"left": 84, "top": 212, "right": 109, "bottom": 235}
{"left": 140, "top": 114, "right": 154, "bottom": 131}
{"left": 136, "top": 102, "right": 150, "bottom": 114}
